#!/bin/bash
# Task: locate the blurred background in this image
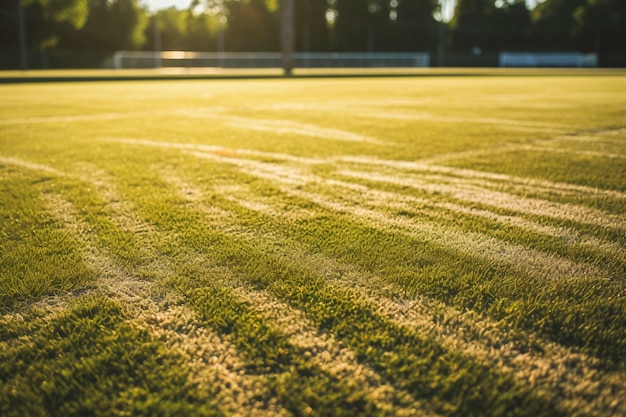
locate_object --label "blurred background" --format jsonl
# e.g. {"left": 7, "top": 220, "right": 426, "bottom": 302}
{"left": 1, "top": 0, "right": 624, "bottom": 70}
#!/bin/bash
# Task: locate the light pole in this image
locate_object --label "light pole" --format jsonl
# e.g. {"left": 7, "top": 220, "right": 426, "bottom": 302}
{"left": 154, "top": 14, "right": 162, "bottom": 68}
{"left": 1, "top": 0, "right": 28, "bottom": 69}
{"left": 436, "top": 0, "right": 453, "bottom": 67}
{"left": 218, "top": 14, "right": 226, "bottom": 67}
{"left": 18, "top": 0, "right": 27, "bottom": 70}
{"left": 281, "top": 0, "right": 295, "bottom": 77}
{"left": 437, "top": 19, "right": 446, "bottom": 66}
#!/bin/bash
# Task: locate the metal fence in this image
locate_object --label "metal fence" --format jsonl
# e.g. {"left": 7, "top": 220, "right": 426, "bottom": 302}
{"left": 499, "top": 52, "right": 599, "bottom": 67}
{"left": 110, "top": 51, "right": 431, "bottom": 69}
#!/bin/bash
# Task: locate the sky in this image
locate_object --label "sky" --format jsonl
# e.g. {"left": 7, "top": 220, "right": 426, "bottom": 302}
{"left": 143, "top": 0, "right": 192, "bottom": 12}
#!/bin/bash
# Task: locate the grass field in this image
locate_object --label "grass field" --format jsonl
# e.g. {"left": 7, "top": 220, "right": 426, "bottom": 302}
{"left": 1, "top": 71, "right": 625, "bottom": 416}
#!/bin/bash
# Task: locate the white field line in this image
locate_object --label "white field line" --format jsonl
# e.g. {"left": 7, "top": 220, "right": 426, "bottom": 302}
{"left": 509, "top": 144, "right": 625, "bottom": 160}
{"left": 318, "top": 176, "right": 624, "bottom": 260}
{"left": 337, "top": 169, "right": 625, "bottom": 231}
{"left": 201, "top": 180, "right": 626, "bottom": 417}
{"left": 338, "top": 156, "right": 626, "bottom": 200}
{"left": 0, "top": 156, "right": 63, "bottom": 174}
{"left": 357, "top": 111, "right": 571, "bottom": 134}
{"left": 0, "top": 107, "right": 228, "bottom": 126}
{"left": 210, "top": 183, "right": 316, "bottom": 221}
{"left": 172, "top": 109, "right": 387, "bottom": 145}
{"left": 379, "top": 169, "right": 616, "bottom": 202}
{"left": 106, "top": 137, "right": 324, "bottom": 165}
{"left": 223, "top": 194, "right": 316, "bottom": 221}
{"left": 252, "top": 102, "right": 571, "bottom": 133}
{"left": 106, "top": 137, "right": 625, "bottom": 201}
{"left": 0, "top": 110, "right": 171, "bottom": 125}
{"left": 189, "top": 151, "right": 611, "bottom": 281}
{"left": 224, "top": 118, "right": 387, "bottom": 145}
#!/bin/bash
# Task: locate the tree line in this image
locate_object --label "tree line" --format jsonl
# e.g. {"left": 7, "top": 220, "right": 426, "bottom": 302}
{"left": 1, "top": 0, "right": 624, "bottom": 68}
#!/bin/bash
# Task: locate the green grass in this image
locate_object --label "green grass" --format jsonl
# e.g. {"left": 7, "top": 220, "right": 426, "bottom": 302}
{"left": 0, "top": 173, "right": 94, "bottom": 311}
{"left": 0, "top": 296, "right": 221, "bottom": 417}
{"left": 1, "top": 71, "right": 625, "bottom": 416}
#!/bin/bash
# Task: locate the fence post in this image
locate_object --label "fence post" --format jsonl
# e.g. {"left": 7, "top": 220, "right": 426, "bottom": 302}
{"left": 113, "top": 52, "right": 122, "bottom": 70}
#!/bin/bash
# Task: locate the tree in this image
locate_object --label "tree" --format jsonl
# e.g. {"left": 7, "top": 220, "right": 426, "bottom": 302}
{"left": 379, "top": 0, "right": 438, "bottom": 52}
{"left": 181, "top": 11, "right": 219, "bottom": 51}
{"left": 22, "top": 0, "right": 89, "bottom": 49}
{"left": 530, "top": 0, "right": 585, "bottom": 50}
{"left": 493, "top": 0, "right": 531, "bottom": 51}
{"left": 449, "top": 0, "right": 501, "bottom": 52}
{"left": 294, "top": 0, "right": 330, "bottom": 52}
{"left": 223, "top": 0, "right": 280, "bottom": 51}
{"left": 449, "top": 0, "right": 532, "bottom": 53}
{"left": 571, "top": 0, "right": 626, "bottom": 58}
{"left": 58, "top": 0, "right": 147, "bottom": 52}
{"left": 153, "top": 8, "right": 187, "bottom": 50}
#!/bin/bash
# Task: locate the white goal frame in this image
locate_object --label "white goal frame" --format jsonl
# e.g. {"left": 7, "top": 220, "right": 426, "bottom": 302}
{"left": 499, "top": 52, "right": 598, "bottom": 68}
{"left": 110, "top": 51, "right": 430, "bottom": 70}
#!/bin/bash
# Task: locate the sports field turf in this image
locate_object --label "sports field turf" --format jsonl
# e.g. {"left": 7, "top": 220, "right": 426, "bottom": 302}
{"left": 1, "top": 71, "right": 625, "bottom": 416}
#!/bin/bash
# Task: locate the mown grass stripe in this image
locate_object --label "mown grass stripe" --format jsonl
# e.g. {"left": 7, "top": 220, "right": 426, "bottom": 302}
{"left": 0, "top": 296, "right": 222, "bottom": 417}
{"left": 41, "top": 188, "right": 281, "bottom": 417}
{"left": 157, "top": 145, "right": 625, "bottom": 278}
{"left": 0, "top": 156, "right": 63, "bottom": 174}
{"left": 3, "top": 75, "right": 624, "bottom": 417}
{"left": 336, "top": 169, "right": 624, "bottom": 231}
{"left": 190, "top": 175, "right": 626, "bottom": 417}
{"left": 248, "top": 101, "right": 572, "bottom": 133}
{"left": 113, "top": 164, "right": 563, "bottom": 417}
{"left": 112, "top": 181, "right": 432, "bottom": 416}
{"left": 315, "top": 174, "right": 625, "bottom": 281}
{"left": 143, "top": 171, "right": 432, "bottom": 415}
{"left": 170, "top": 108, "right": 389, "bottom": 145}
{"left": 337, "top": 155, "right": 626, "bottom": 200}
{"left": 0, "top": 158, "right": 267, "bottom": 415}
{"left": 104, "top": 138, "right": 625, "bottom": 233}
{"left": 187, "top": 150, "right": 610, "bottom": 282}
{"left": 162, "top": 152, "right": 626, "bottom": 368}
{"left": 61, "top": 166, "right": 402, "bottom": 415}
{"left": 104, "top": 137, "right": 626, "bottom": 217}
{"left": 104, "top": 142, "right": 625, "bottom": 367}
{"left": 0, "top": 167, "right": 94, "bottom": 312}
